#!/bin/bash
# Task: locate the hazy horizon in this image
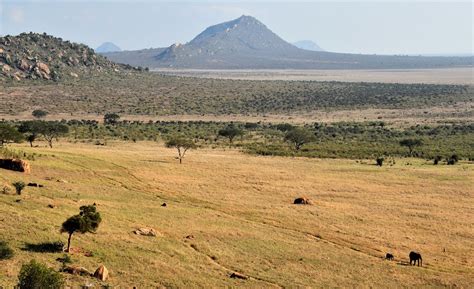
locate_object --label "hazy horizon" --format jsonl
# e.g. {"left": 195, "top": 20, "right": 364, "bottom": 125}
{"left": 1, "top": 1, "right": 472, "bottom": 56}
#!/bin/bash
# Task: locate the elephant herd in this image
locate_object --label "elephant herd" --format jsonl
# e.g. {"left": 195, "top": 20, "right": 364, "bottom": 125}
{"left": 385, "top": 251, "right": 422, "bottom": 266}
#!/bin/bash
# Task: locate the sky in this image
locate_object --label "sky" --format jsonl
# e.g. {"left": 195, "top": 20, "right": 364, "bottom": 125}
{"left": 0, "top": 1, "right": 472, "bottom": 55}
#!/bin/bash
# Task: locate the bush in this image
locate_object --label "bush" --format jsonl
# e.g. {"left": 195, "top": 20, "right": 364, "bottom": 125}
{"left": 12, "top": 181, "right": 26, "bottom": 195}
{"left": 18, "top": 260, "right": 64, "bottom": 289}
{"left": 0, "top": 241, "right": 14, "bottom": 260}
{"left": 376, "top": 157, "right": 384, "bottom": 167}
{"left": 450, "top": 154, "right": 459, "bottom": 163}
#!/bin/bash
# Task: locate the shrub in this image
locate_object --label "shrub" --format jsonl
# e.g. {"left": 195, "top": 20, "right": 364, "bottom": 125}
{"left": 32, "top": 110, "right": 48, "bottom": 119}
{"left": 376, "top": 157, "right": 384, "bottom": 167}
{"left": 12, "top": 181, "right": 26, "bottom": 195}
{"left": 18, "top": 260, "right": 64, "bottom": 289}
{"left": 450, "top": 154, "right": 459, "bottom": 163}
{"left": 0, "top": 241, "right": 14, "bottom": 260}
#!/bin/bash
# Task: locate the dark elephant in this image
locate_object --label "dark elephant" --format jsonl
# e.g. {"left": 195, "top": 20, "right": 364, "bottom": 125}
{"left": 409, "top": 251, "right": 422, "bottom": 266}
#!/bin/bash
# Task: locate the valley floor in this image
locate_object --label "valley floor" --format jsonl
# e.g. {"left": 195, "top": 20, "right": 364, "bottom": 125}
{"left": 154, "top": 67, "right": 474, "bottom": 85}
{"left": 0, "top": 142, "right": 473, "bottom": 287}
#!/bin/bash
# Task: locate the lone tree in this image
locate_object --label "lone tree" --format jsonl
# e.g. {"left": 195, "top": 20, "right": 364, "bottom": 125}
{"left": 218, "top": 125, "right": 244, "bottom": 144}
{"left": 165, "top": 136, "right": 197, "bottom": 164}
{"left": 284, "top": 127, "right": 316, "bottom": 151}
{"left": 399, "top": 139, "right": 423, "bottom": 156}
{"left": 104, "top": 113, "right": 120, "bottom": 125}
{"left": 61, "top": 205, "right": 101, "bottom": 253}
{"left": 38, "top": 122, "right": 69, "bottom": 148}
{"left": 31, "top": 109, "right": 48, "bottom": 119}
{"left": 0, "top": 123, "right": 23, "bottom": 147}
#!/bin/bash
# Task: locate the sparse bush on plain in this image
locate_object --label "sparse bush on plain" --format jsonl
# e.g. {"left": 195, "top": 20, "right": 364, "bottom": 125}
{"left": 12, "top": 181, "right": 26, "bottom": 195}
{"left": 0, "top": 241, "right": 14, "bottom": 260}
{"left": 376, "top": 157, "right": 384, "bottom": 167}
{"left": 104, "top": 113, "right": 120, "bottom": 125}
{"left": 17, "top": 259, "right": 64, "bottom": 289}
{"left": 32, "top": 110, "right": 48, "bottom": 119}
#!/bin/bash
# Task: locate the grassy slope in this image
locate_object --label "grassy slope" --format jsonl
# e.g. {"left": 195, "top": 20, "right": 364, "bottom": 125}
{"left": 0, "top": 141, "right": 473, "bottom": 287}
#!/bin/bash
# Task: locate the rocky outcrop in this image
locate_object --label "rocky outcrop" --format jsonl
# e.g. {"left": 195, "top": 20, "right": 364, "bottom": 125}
{"left": 0, "top": 32, "right": 143, "bottom": 82}
{"left": 0, "top": 159, "right": 31, "bottom": 173}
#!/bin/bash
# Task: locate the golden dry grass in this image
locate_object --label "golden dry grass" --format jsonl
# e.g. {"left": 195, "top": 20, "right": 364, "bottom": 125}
{"left": 0, "top": 141, "right": 473, "bottom": 287}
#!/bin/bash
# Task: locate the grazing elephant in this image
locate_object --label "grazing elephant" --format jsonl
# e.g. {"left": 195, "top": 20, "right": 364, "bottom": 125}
{"left": 409, "top": 251, "right": 422, "bottom": 266}
{"left": 385, "top": 253, "right": 394, "bottom": 260}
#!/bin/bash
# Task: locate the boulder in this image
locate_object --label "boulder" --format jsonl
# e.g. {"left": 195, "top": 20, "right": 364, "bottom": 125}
{"left": 134, "top": 227, "right": 158, "bottom": 237}
{"left": 36, "top": 62, "right": 50, "bottom": 74}
{"left": 293, "top": 197, "right": 311, "bottom": 205}
{"left": 63, "top": 265, "right": 91, "bottom": 276}
{"left": 0, "top": 159, "right": 31, "bottom": 173}
{"left": 19, "top": 59, "right": 30, "bottom": 71}
{"left": 2, "top": 64, "right": 11, "bottom": 73}
{"left": 93, "top": 265, "right": 108, "bottom": 281}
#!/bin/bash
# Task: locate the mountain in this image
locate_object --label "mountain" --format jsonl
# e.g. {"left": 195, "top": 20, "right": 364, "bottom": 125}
{"left": 96, "top": 42, "right": 122, "bottom": 53}
{"left": 104, "top": 15, "right": 473, "bottom": 69}
{"left": 0, "top": 33, "right": 141, "bottom": 82}
{"left": 293, "top": 40, "right": 324, "bottom": 52}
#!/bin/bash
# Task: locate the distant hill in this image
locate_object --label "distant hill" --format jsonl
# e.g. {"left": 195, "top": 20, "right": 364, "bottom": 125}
{"left": 104, "top": 15, "right": 473, "bottom": 69}
{"left": 0, "top": 33, "right": 141, "bottom": 82}
{"left": 96, "top": 42, "right": 122, "bottom": 53}
{"left": 293, "top": 40, "right": 324, "bottom": 52}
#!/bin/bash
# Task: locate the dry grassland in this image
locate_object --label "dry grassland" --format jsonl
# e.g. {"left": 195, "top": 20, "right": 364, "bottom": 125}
{"left": 0, "top": 141, "right": 473, "bottom": 287}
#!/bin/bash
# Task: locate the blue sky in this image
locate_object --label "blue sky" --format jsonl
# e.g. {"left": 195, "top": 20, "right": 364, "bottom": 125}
{"left": 1, "top": 1, "right": 472, "bottom": 55}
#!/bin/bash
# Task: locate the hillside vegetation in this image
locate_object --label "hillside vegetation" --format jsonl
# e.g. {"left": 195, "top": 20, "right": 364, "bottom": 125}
{"left": 1, "top": 72, "right": 472, "bottom": 116}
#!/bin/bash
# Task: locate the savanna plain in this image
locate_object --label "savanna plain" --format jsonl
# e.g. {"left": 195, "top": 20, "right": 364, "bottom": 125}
{"left": 0, "top": 139, "right": 473, "bottom": 287}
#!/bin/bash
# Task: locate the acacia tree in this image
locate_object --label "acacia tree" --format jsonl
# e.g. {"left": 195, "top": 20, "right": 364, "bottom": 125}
{"left": 399, "top": 139, "right": 423, "bottom": 156}
{"left": 0, "top": 123, "right": 23, "bottom": 147}
{"left": 39, "top": 122, "right": 69, "bottom": 148}
{"left": 284, "top": 127, "right": 316, "bottom": 151}
{"left": 32, "top": 109, "right": 48, "bottom": 119}
{"left": 165, "top": 136, "right": 197, "bottom": 164}
{"left": 18, "top": 121, "right": 42, "bottom": 147}
{"left": 61, "top": 205, "right": 101, "bottom": 253}
{"left": 104, "top": 113, "right": 120, "bottom": 125}
{"left": 218, "top": 125, "right": 244, "bottom": 144}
